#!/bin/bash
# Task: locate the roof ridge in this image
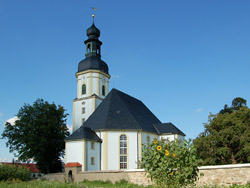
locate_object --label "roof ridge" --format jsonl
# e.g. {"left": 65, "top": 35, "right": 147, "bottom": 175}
{"left": 152, "top": 124, "right": 161, "bottom": 135}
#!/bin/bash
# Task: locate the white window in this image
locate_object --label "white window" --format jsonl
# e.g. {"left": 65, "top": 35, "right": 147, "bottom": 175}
{"left": 82, "top": 107, "right": 85, "bottom": 114}
{"left": 91, "top": 157, "right": 95, "bottom": 165}
{"left": 91, "top": 142, "right": 95, "bottom": 150}
{"left": 102, "top": 85, "right": 105, "bottom": 96}
{"left": 120, "top": 134, "right": 127, "bottom": 169}
{"left": 146, "top": 136, "right": 150, "bottom": 146}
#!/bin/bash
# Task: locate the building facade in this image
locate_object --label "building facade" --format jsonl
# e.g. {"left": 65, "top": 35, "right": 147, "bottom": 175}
{"left": 65, "top": 21, "right": 185, "bottom": 172}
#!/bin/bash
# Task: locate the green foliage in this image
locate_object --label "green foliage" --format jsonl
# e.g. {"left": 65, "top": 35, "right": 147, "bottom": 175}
{"left": 1, "top": 99, "right": 70, "bottom": 174}
{"left": 0, "top": 164, "right": 30, "bottom": 181}
{"left": 193, "top": 98, "right": 250, "bottom": 165}
{"left": 141, "top": 139, "right": 200, "bottom": 188}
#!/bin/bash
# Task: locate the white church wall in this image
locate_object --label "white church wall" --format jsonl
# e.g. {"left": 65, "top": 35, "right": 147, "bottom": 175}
{"left": 86, "top": 141, "right": 101, "bottom": 171}
{"left": 96, "top": 98, "right": 102, "bottom": 108}
{"left": 91, "top": 73, "right": 98, "bottom": 95}
{"left": 66, "top": 141, "right": 84, "bottom": 167}
{"left": 103, "top": 131, "right": 138, "bottom": 170}
{"left": 177, "top": 135, "right": 185, "bottom": 140}
{"left": 141, "top": 132, "right": 158, "bottom": 145}
{"left": 160, "top": 134, "right": 175, "bottom": 141}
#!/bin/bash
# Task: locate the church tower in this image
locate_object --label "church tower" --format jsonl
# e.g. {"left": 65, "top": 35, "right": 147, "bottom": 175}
{"left": 72, "top": 19, "right": 110, "bottom": 132}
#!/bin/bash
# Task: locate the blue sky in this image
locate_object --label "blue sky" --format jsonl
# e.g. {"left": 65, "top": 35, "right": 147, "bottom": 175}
{"left": 0, "top": 0, "right": 249, "bottom": 162}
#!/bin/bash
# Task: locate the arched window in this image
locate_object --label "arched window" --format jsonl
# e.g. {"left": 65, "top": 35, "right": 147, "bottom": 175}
{"left": 102, "top": 85, "right": 105, "bottom": 96}
{"left": 82, "top": 84, "right": 86, "bottom": 95}
{"left": 120, "top": 134, "right": 127, "bottom": 169}
{"left": 97, "top": 45, "right": 100, "bottom": 55}
{"left": 87, "top": 44, "right": 91, "bottom": 53}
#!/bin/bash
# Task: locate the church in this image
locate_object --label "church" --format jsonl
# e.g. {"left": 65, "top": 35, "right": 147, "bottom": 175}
{"left": 64, "top": 18, "right": 185, "bottom": 171}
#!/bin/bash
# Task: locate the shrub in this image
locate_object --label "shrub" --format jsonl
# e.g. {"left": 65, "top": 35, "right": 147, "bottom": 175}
{"left": 141, "top": 139, "right": 200, "bottom": 188}
{"left": 0, "top": 164, "right": 30, "bottom": 181}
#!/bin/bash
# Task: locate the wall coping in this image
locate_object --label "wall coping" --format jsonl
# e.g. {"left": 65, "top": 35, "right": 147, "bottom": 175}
{"left": 62, "top": 163, "right": 250, "bottom": 174}
{"left": 199, "top": 163, "right": 250, "bottom": 170}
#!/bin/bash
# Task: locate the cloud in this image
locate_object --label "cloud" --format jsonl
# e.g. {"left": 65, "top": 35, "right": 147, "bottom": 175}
{"left": 0, "top": 158, "right": 10, "bottom": 162}
{"left": 195, "top": 108, "right": 204, "bottom": 113}
{"left": 5, "top": 116, "right": 19, "bottom": 126}
{"left": 111, "top": 74, "right": 120, "bottom": 79}
{"left": 0, "top": 112, "right": 3, "bottom": 117}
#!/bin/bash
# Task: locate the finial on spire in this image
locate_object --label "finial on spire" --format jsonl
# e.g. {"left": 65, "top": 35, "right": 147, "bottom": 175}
{"left": 91, "top": 7, "right": 97, "bottom": 23}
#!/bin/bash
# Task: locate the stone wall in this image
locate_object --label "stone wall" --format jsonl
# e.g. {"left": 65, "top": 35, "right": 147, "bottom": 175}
{"left": 197, "top": 164, "right": 250, "bottom": 187}
{"left": 45, "top": 163, "right": 250, "bottom": 187}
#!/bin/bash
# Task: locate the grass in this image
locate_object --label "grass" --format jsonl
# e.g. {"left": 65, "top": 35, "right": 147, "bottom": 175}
{"left": 0, "top": 180, "right": 250, "bottom": 188}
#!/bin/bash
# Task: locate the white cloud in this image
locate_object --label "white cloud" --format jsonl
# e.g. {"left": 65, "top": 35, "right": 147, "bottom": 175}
{"left": 67, "top": 125, "right": 72, "bottom": 133}
{"left": 196, "top": 108, "right": 204, "bottom": 113}
{"left": 5, "top": 116, "right": 19, "bottom": 126}
{"left": 0, "top": 158, "right": 10, "bottom": 162}
{"left": 111, "top": 74, "right": 120, "bottom": 79}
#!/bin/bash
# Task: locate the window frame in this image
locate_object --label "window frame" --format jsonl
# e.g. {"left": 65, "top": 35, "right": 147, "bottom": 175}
{"left": 91, "top": 141, "right": 95, "bottom": 150}
{"left": 82, "top": 107, "right": 85, "bottom": 114}
{"left": 102, "top": 85, "right": 105, "bottom": 96}
{"left": 82, "top": 84, "right": 86, "bottom": 95}
{"left": 82, "top": 118, "right": 85, "bottom": 124}
{"left": 91, "top": 157, "right": 95, "bottom": 165}
{"left": 119, "top": 134, "right": 128, "bottom": 169}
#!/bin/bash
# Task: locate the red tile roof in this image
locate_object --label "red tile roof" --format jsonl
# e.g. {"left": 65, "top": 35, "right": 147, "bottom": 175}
{"left": 1, "top": 162, "right": 40, "bottom": 173}
{"left": 65, "top": 162, "right": 82, "bottom": 167}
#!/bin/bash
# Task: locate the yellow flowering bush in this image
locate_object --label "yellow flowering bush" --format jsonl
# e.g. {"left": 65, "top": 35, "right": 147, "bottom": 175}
{"left": 141, "top": 139, "right": 200, "bottom": 188}
{"left": 157, "top": 146, "right": 162, "bottom": 151}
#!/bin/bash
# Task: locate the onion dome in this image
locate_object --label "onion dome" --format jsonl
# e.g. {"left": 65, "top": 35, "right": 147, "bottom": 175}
{"left": 77, "top": 21, "right": 109, "bottom": 75}
{"left": 87, "top": 23, "right": 100, "bottom": 39}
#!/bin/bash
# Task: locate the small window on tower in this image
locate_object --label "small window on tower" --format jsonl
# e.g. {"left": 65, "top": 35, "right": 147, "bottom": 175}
{"left": 82, "top": 84, "right": 86, "bottom": 95}
{"left": 91, "top": 142, "right": 95, "bottom": 150}
{"left": 102, "top": 85, "right": 105, "bottom": 96}
{"left": 82, "top": 107, "right": 85, "bottom": 114}
{"left": 97, "top": 45, "right": 100, "bottom": 54}
{"left": 87, "top": 44, "right": 91, "bottom": 53}
{"left": 91, "top": 157, "right": 95, "bottom": 165}
{"left": 82, "top": 118, "right": 85, "bottom": 124}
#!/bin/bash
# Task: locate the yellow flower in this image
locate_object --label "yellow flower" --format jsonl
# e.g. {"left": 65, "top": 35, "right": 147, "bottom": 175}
{"left": 173, "top": 153, "right": 176, "bottom": 157}
{"left": 170, "top": 172, "right": 173, "bottom": 176}
{"left": 157, "top": 146, "right": 162, "bottom": 151}
{"left": 165, "top": 150, "right": 169, "bottom": 156}
{"left": 154, "top": 140, "right": 158, "bottom": 144}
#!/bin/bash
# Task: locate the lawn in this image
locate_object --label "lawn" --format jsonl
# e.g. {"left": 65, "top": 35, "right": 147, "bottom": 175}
{"left": 1, "top": 180, "right": 250, "bottom": 188}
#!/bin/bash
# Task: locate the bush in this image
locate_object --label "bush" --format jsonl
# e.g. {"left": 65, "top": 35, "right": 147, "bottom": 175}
{"left": 141, "top": 139, "right": 200, "bottom": 188}
{"left": 0, "top": 164, "right": 30, "bottom": 181}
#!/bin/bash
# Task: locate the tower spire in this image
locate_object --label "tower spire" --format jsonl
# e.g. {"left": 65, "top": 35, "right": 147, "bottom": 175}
{"left": 91, "top": 7, "right": 97, "bottom": 24}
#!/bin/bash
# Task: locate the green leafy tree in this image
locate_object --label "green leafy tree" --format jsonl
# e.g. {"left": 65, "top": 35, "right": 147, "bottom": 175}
{"left": 141, "top": 139, "right": 200, "bottom": 188}
{"left": 1, "top": 99, "right": 69, "bottom": 174}
{"left": 220, "top": 97, "right": 247, "bottom": 114}
{"left": 194, "top": 97, "right": 250, "bottom": 165}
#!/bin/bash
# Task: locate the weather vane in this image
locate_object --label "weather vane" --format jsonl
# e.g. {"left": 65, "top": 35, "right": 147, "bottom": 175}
{"left": 91, "top": 7, "right": 97, "bottom": 23}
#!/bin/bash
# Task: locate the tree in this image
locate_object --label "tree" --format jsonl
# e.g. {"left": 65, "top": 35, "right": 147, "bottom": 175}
{"left": 141, "top": 139, "right": 200, "bottom": 188}
{"left": 220, "top": 97, "right": 247, "bottom": 114}
{"left": 1, "top": 99, "right": 69, "bottom": 174}
{"left": 193, "top": 97, "right": 250, "bottom": 165}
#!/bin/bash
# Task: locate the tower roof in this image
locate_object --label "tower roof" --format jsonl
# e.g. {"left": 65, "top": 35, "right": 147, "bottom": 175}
{"left": 86, "top": 23, "right": 100, "bottom": 39}
{"left": 77, "top": 21, "right": 109, "bottom": 75}
{"left": 78, "top": 56, "right": 109, "bottom": 74}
